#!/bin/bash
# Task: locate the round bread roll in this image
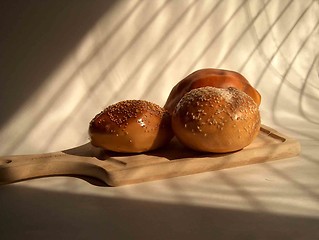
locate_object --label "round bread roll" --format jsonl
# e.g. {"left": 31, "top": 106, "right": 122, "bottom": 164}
{"left": 164, "top": 68, "right": 261, "bottom": 113}
{"left": 172, "top": 87, "right": 260, "bottom": 153}
{"left": 89, "top": 100, "right": 173, "bottom": 153}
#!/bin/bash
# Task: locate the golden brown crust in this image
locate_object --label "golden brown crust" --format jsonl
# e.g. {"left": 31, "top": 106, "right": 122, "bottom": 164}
{"left": 164, "top": 68, "right": 261, "bottom": 114}
{"left": 89, "top": 100, "right": 173, "bottom": 153}
{"left": 172, "top": 87, "right": 261, "bottom": 153}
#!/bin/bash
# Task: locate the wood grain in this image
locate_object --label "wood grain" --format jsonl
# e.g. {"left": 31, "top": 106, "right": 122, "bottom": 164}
{"left": 0, "top": 125, "right": 300, "bottom": 186}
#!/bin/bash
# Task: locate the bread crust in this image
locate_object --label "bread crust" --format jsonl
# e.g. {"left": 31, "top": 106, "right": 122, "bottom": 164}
{"left": 89, "top": 100, "right": 173, "bottom": 153}
{"left": 172, "top": 87, "right": 260, "bottom": 153}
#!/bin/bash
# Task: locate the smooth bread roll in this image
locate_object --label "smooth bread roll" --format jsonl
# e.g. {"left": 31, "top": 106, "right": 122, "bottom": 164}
{"left": 172, "top": 87, "right": 260, "bottom": 153}
{"left": 165, "top": 68, "right": 261, "bottom": 113}
{"left": 89, "top": 100, "right": 173, "bottom": 153}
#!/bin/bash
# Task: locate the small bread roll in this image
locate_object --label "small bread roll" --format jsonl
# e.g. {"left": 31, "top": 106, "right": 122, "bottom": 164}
{"left": 165, "top": 68, "right": 261, "bottom": 114}
{"left": 89, "top": 100, "right": 173, "bottom": 153}
{"left": 172, "top": 87, "right": 260, "bottom": 153}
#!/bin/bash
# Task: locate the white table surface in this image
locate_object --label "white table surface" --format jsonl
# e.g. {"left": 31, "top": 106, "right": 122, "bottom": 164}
{"left": 1, "top": 1, "right": 318, "bottom": 239}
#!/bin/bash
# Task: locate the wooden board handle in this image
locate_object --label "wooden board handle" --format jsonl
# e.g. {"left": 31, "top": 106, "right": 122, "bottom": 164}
{"left": 0, "top": 150, "right": 108, "bottom": 185}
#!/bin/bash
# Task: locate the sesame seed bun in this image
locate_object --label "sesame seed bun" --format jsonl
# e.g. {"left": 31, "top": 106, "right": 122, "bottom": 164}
{"left": 89, "top": 100, "right": 173, "bottom": 153}
{"left": 172, "top": 87, "right": 260, "bottom": 153}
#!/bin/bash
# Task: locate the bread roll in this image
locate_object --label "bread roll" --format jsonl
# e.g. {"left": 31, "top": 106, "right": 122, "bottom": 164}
{"left": 165, "top": 68, "right": 261, "bottom": 113}
{"left": 89, "top": 100, "right": 173, "bottom": 153}
{"left": 172, "top": 87, "right": 260, "bottom": 153}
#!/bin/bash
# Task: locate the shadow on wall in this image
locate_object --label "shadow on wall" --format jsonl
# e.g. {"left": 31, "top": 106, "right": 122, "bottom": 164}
{"left": 0, "top": 0, "right": 116, "bottom": 127}
{"left": 0, "top": 185, "right": 318, "bottom": 240}
{"left": 251, "top": 0, "right": 319, "bottom": 140}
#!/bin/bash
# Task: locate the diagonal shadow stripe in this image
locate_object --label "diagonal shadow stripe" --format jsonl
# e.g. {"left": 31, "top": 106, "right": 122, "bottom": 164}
{"left": 260, "top": 0, "right": 318, "bottom": 81}
{"left": 259, "top": 0, "right": 318, "bottom": 82}
{"left": 273, "top": 22, "right": 319, "bottom": 100}
{"left": 36, "top": 0, "right": 178, "bottom": 152}
{"left": 270, "top": 21, "right": 319, "bottom": 139}
{"left": 139, "top": 0, "right": 226, "bottom": 100}
{"left": 253, "top": 0, "right": 315, "bottom": 88}
{"left": 238, "top": 0, "right": 294, "bottom": 75}
{"left": 1, "top": 0, "right": 144, "bottom": 155}
{"left": 183, "top": 0, "right": 253, "bottom": 74}
{"left": 3, "top": 0, "right": 172, "bottom": 154}
{"left": 298, "top": 54, "right": 319, "bottom": 124}
{"left": 215, "top": 0, "right": 272, "bottom": 69}
{"left": 103, "top": 0, "right": 201, "bottom": 104}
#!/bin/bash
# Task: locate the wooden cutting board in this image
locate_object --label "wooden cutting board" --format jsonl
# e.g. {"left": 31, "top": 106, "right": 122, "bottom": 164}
{"left": 0, "top": 125, "right": 300, "bottom": 186}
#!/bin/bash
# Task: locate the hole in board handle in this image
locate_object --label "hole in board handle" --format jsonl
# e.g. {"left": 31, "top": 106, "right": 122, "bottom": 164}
{"left": 0, "top": 159, "right": 12, "bottom": 165}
